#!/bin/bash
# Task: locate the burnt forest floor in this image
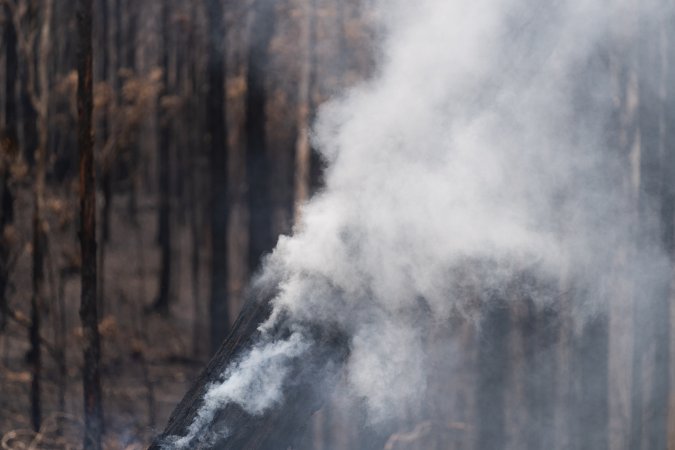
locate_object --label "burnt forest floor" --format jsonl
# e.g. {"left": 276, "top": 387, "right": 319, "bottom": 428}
{"left": 0, "top": 184, "right": 215, "bottom": 449}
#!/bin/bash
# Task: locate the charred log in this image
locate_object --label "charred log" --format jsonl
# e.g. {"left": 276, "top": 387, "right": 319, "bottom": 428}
{"left": 149, "top": 283, "right": 348, "bottom": 450}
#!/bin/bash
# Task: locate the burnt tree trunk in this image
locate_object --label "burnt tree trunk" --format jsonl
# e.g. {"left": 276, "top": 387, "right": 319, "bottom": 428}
{"left": 630, "top": 11, "right": 671, "bottom": 449}
{"left": 124, "top": 0, "right": 140, "bottom": 222}
{"left": 20, "top": 9, "right": 38, "bottom": 169}
{"left": 155, "top": 0, "right": 172, "bottom": 313}
{"left": 30, "top": 190, "right": 43, "bottom": 433}
{"left": 77, "top": 0, "right": 104, "bottom": 447}
{"left": 294, "top": 0, "right": 319, "bottom": 213}
{"left": 149, "top": 284, "right": 348, "bottom": 450}
{"left": 0, "top": 3, "right": 17, "bottom": 332}
{"left": 475, "top": 297, "right": 510, "bottom": 450}
{"left": 574, "top": 316, "right": 609, "bottom": 450}
{"left": 28, "top": 0, "right": 54, "bottom": 431}
{"left": 245, "top": 0, "right": 276, "bottom": 274}
{"left": 206, "top": 0, "right": 230, "bottom": 353}
{"left": 98, "top": 0, "right": 110, "bottom": 317}
{"left": 648, "top": 8, "right": 674, "bottom": 448}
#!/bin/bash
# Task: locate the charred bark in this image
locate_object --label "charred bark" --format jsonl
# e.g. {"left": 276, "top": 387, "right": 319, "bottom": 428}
{"left": 98, "top": 0, "right": 110, "bottom": 317}
{"left": 206, "top": 0, "right": 230, "bottom": 353}
{"left": 475, "top": 297, "right": 510, "bottom": 450}
{"left": 575, "top": 316, "right": 609, "bottom": 450}
{"left": 245, "top": 0, "right": 276, "bottom": 274}
{"left": 155, "top": 0, "right": 172, "bottom": 313}
{"left": 0, "top": 3, "right": 17, "bottom": 332}
{"left": 123, "top": 0, "right": 139, "bottom": 222}
{"left": 78, "top": 0, "right": 104, "bottom": 447}
{"left": 294, "top": 0, "right": 320, "bottom": 212}
{"left": 28, "top": 0, "right": 54, "bottom": 432}
{"left": 149, "top": 285, "right": 348, "bottom": 450}
{"left": 29, "top": 210, "right": 43, "bottom": 431}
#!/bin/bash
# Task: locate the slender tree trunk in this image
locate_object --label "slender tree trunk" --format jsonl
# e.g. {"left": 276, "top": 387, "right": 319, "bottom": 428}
{"left": 245, "top": 0, "right": 276, "bottom": 274}
{"left": 77, "top": 0, "right": 104, "bottom": 447}
{"left": 664, "top": 6, "right": 675, "bottom": 449}
{"left": 475, "top": 298, "right": 510, "bottom": 450}
{"left": 124, "top": 0, "right": 139, "bottom": 223}
{"left": 294, "top": 3, "right": 327, "bottom": 446}
{"left": 98, "top": 0, "right": 111, "bottom": 318}
{"left": 28, "top": 0, "right": 54, "bottom": 431}
{"left": 155, "top": 0, "right": 172, "bottom": 313}
{"left": 56, "top": 269, "right": 67, "bottom": 432}
{"left": 647, "top": 9, "right": 672, "bottom": 448}
{"left": 0, "top": 3, "right": 18, "bottom": 332}
{"left": 187, "top": 4, "right": 203, "bottom": 358}
{"left": 21, "top": 68, "right": 38, "bottom": 167}
{"left": 294, "top": 0, "right": 318, "bottom": 215}
{"left": 206, "top": 0, "right": 229, "bottom": 353}
{"left": 631, "top": 12, "right": 670, "bottom": 450}
{"left": 519, "top": 293, "right": 558, "bottom": 450}
{"left": 308, "top": 0, "right": 323, "bottom": 191}
{"left": 606, "top": 24, "right": 638, "bottom": 450}
{"left": 575, "top": 316, "right": 609, "bottom": 450}
{"left": 30, "top": 201, "right": 43, "bottom": 433}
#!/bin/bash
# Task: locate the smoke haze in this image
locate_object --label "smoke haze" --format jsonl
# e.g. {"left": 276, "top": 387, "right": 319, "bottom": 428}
{"left": 165, "top": 0, "right": 674, "bottom": 447}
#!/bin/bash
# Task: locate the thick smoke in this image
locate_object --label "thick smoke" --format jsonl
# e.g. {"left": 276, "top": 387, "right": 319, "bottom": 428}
{"left": 167, "top": 0, "right": 671, "bottom": 447}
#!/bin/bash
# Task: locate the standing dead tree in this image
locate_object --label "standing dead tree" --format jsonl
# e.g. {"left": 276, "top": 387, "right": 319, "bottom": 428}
{"left": 293, "top": 0, "right": 318, "bottom": 213}
{"left": 0, "top": 1, "right": 18, "bottom": 333}
{"left": 245, "top": 0, "right": 276, "bottom": 274}
{"left": 154, "top": 0, "right": 172, "bottom": 313}
{"left": 2, "top": 0, "right": 53, "bottom": 431}
{"left": 206, "top": 0, "right": 229, "bottom": 353}
{"left": 31, "top": 0, "right": 53, "bottom": 431}
{"left": 77, "top": 0, "right": 104, "bottom": 447}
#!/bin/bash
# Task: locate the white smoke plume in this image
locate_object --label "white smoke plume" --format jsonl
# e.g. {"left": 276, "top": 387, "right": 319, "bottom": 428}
{"left": 166, "top": 0, "right": 671, "bottom": 447}
{"left": 168, "top": 332, "right": 310, "bottom": 448}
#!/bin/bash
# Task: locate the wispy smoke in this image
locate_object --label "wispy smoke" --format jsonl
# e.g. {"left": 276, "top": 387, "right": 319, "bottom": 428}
{"left": 168, "top": 332, "right": 310, "bottom": 448}
{"left": 166, "top": 0, "right": 671, "bottom": 447}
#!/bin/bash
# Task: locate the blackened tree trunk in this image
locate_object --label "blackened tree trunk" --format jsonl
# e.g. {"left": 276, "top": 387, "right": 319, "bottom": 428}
{"left": 187, "top": 3, "right": 204, "bottom": 358}
{"left": 294, "top": 0, "right": 319, "bottom": 214}
{"left": 149, "top": 285, "right": 348, "bottom": 450}
{"left": 630, "top": 11, "right": 671, "bottom": 449}
{"left": 0, "top": 3, "right": 17, "bottom": 332}
{"left": 155, "top": 0, "right": 172, "bottom": 313}
{"left": 98, "top": 0, "right": 110, "bottom": 239}
{"left": 648, "top": 8, "right": 674, "bottom": 449}
{"left": 575, "top": 316, "right": 609, "bottom": 450}
{"left": 475, "top": 298, "right": 510, "bottom": 450}
{"left": 523, "top": 303, "right": 558, "bottom": 450}
{"left": 307, "top": 0, "right": 322, "bottom": 192}
{"left": 77, "top": 0, "right": 104, "bottom": 447}
{"left": 98, "top": 0, "right": 111, "bottom": 317}
{"left": 644, "top": 10, "right": 672, "bottom": 448}
{"left": 28, "top": 0, "right": 54, "bottom": 431}
{"left": 513, "top": 273, "right": 560, "bottom": 450}
{"left": 123, "top": 0, "right": 136, "bottom": 72}
{"left": 114, "top": 0, "right": 123, "bottom": 93}
{"left": 30, "top": 198, "right": 43, "bottom": 433}
{"left": 245, "top": 0, "right": 276, "bottom": 274}
{"left": 123, "top": 0, "right": 139, "bottom": 222}
{"left": 21, "top": 52, "right": 38, "bottom": 167}
{"left": 206, "top": 0, "right": 230, "bottom": 353}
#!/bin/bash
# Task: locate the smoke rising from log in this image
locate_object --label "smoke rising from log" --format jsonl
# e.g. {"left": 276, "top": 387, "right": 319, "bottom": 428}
{"left": 163, "top": 0, "right": 672, "bottom": 447}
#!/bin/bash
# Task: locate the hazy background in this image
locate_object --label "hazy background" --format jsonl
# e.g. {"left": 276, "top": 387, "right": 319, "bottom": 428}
{"left": 3, "top": 0, "right": 675, "bottom": 449}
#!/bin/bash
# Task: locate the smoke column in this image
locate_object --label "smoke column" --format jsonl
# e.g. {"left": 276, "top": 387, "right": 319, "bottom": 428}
{"left": 165, "top": 0, "right": 673, "bottom": 447}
